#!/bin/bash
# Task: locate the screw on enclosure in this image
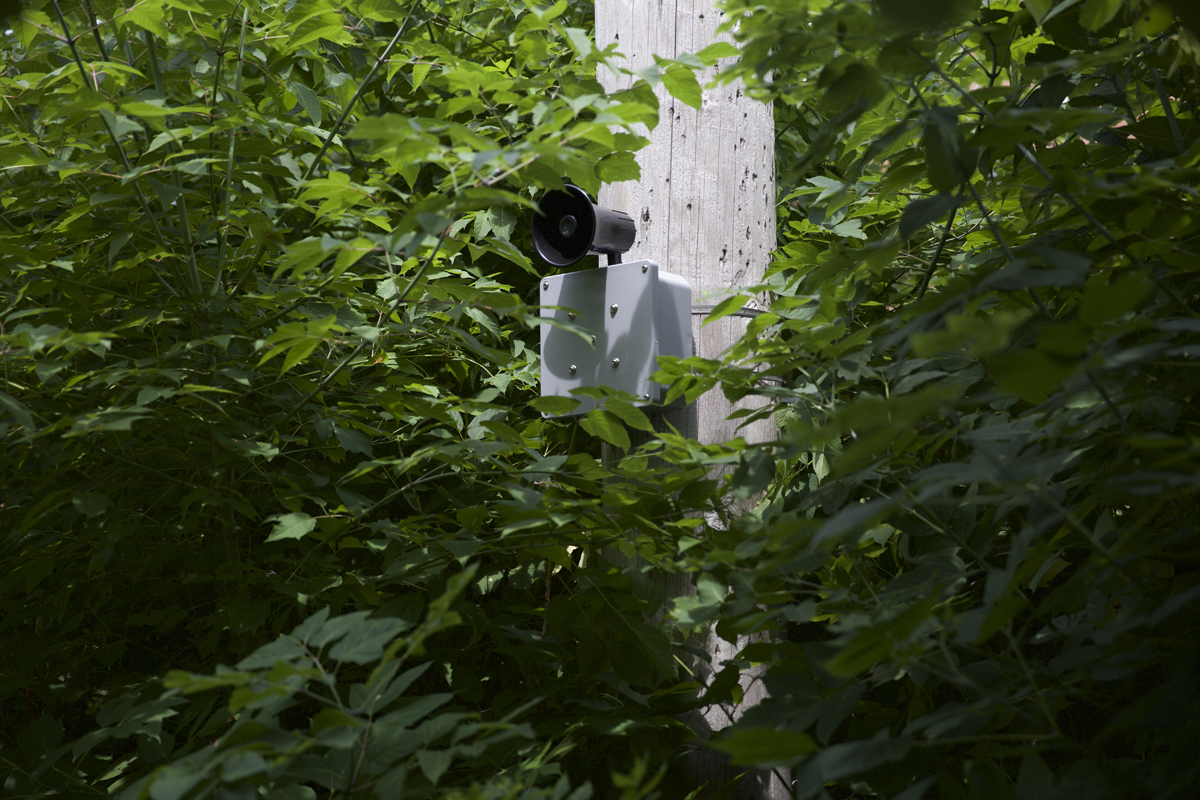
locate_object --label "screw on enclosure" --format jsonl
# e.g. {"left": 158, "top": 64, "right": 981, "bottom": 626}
{"left": 641, "top": 264, "right": 648, "bottom": 273}
{"left": 610, "top": 304, "right": 618, "bottom": 315}
{"left": 642, "top": 393, "right": 650, "bottom": 400}
{"left": 569, "top": 365, "right": 577, "bottom": 374}
{"left": 567, "top": 312, "right": 575, "bottom": 321}
{"left": 542, "top": 281, "right": 548, "bottom": 290}
{"left": 590, "top": 335, "right": 596, "bottom": 345}
{"left": 611, "top": 358, "right": 620, "bottom": 367}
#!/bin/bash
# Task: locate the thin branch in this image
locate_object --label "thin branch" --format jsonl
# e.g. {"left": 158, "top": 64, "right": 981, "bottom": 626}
{"left": 48, "top": 0, "right": 181, "bottom": 297}
{"left": 915, "top": 198, "right": 961, "bottom": 301}
{"left": 926, "top": 46, "right": 1196, "bottom": 316}
{"left": 283, "top": 225, "right": 451, "bottom": 417}
{"left": 145, "top": 29, "right": 203, "bottom": 294}
{"left": 213, "top": 7, "right": 250, "bottom": 295}
{"left": 226, "top": 10, "right": 417, "bottom": 298}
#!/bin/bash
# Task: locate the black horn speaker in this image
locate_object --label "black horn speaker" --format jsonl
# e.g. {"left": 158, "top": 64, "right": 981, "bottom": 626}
{"left": 531, "top": 184, "right": 637, "bottom": 267}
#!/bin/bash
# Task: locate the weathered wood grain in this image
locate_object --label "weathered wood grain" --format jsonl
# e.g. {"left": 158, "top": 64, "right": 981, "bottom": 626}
{"left": 595, "top": 3, "right": 786, "bottom": 798}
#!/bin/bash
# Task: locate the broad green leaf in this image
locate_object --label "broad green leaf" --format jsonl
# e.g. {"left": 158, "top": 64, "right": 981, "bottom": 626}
{"left": 13, "top": 10, "right": 52, "bottom": 49}
{"left": 702, "top": 294, "right": 750, "bottom": 327}
{"left": 603, "top": 398, "right": 655, "bottom": 432}
{"left": 579, "top": 408, "right": 631, "bottom": 449}
{"left": 987, "top": 348, "right": 1075, "bottom": 403}
{"left": 266, "top": 512, "right": 317, "bottom": 542}
{"left": 0, "top": 391, "right": 36, "bottom": 430}
{"left": 530, "top": 396, "right": 582, "bottom": 415}
{"left": 147, "top": 766, "right": 202, "bottom": 800}
{"left": 792, "top": 733, "right": 913, "bottom": 798}
{"left": 416, "top": 749, "right": 454, "bottom": 785}
{"left": 1079, "top": 0, "right": 1123, "bottom": 31}
{"left": 1133, "top": 3, "right": 1175, "bottom": 38}
{"left": 694, "top": 42, "right": 740, "bottom": 64}
{"left": 877, "top": 0, "right": 985, "bottom": 29}
{"left": 328, "top": 617, "right": 408, "bottom": 664}
{"left": 898, "top": 193, "right": 959, "bottom": 240}
{"left": 731, "top": 449, "right": 775, "bottom": 499}
{"left": 71, "top": 492, "right": 110, "bottom": 518}
{"left": 1079, "top": 271, "right": 1151, "bottom": 326}
{"left": 922, "top": 107, "right": 966, "bottom": 192}
{"left": 596, "top": 151, "right": 640, "bottom": 182}
{"left": 713, "top": 729, "right": 816, "bottom": 766}
{"left": 825, "top": 595, "right": 939, "bottom": 677}
{"left": 662, "top": 64, "right": 702, "bottom": 110}
{"left": 561, "top": 27, "right": 594, "bottom": 59}
{"left": 288, "top": 81, "right": 323, "bottom": 125}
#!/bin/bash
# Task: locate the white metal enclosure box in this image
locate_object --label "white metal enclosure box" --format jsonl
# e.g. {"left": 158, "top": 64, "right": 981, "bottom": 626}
{"left": 539, "top": 260, "right": 691, "bottom": 416}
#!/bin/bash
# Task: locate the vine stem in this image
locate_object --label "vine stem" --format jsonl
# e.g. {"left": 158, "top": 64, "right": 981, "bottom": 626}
{"left": 914, "top": 198, "right": 961, "bottom": 301}
{"left": 1149, "top": 68, "right": 1186, "bottom": 155}
{"left": 213, "top": 7, "right": 251, "bottom": 295}
{"left": 48, "top": 0, "right": 182, "bottom": 297}
{"left": 927, "top": 48, "right": 1195, "bottom": 316}
{"left": 144, "top": 29, "right": 203, "bottom": 294}
{"left": 283, "top": 225, "right": 451, "bottom": 417}
{"left": 225, "top": 10, "right": 417, "bottom": 298}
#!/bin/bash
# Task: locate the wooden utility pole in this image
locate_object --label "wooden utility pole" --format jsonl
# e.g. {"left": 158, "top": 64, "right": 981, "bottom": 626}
{"left": 595, "top": 2, "right": 785, "bottom": 798}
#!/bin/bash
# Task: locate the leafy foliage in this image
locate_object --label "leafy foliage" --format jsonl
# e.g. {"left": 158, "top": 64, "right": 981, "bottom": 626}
{"left": 675, "top": 0, "right": 1200, "bottom": 797}
{"left": 0, "top": 0, "right": 708, "bottom": 796}
{"left": 3, "top": 0, "right": 1200, "bottom": 799}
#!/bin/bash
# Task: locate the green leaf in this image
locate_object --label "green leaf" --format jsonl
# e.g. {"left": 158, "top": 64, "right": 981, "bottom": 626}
{"left": 561, "top": 27, "right": 594, "bottom": 59}
{"left": 0, "top": 391, "right": 37, "bottom": 431}
{"left": 712, "top": 728, "right": 816, "bottom": 766}
{"left": 147, "top": 766, "right": 202, "bottom": 800}
{"left": 731, "top": 449, "right": 775, "bottom": 500}
{"left": 662, "top": 64, "right": 702, "bottom": 110}
{"left": 1079, "top": 0, "right": 1123, "bottom": 32}
{"left": 825, "top": 595, "right": 940, "bottom": 677}
{"left": 876, "top": 0, "right": 982, "bottom": 30}
{"left": 792, "top": 732, "right": 913, "bottom": 799}
{"left": 596, "top": 151, "right": 640, "bottom": 182}
{"left": 579, "top": 408, "right": 631, "bottom": 449}
{"left": 334, "top": 425, "right": 374, "bottom": 457}
{"left": 628, "top": 621, "right": 676, "bottom": 680}
{"left": 702, "top": 295, "right": 750, "bottom": 327}
{"left": 987, "top": 349, "right": 1075, "bottom": 403}
{"left": 71, "top": 492, "right": 111, "bottom": 518}
{"left": 603, "top": 398, "right": 655, "bottom": 432}
{"left": 922, "top": 107, "right": 966, "bottom": 192}
{"left": 1079, "top": 271, "right": 1151, "bottom": 327}
{"left": 530, "top": 396, "right": 582, "bottom": 416}
{"left": 694, "top": 42, "right": 740, "bottom": 65}
{"left": 266, "top": 512, "right": 317, "bottom": 542}
{"left": 327, "top": 617, "right": 408, "bottom": 664}
{"left": 288, "top": 81, "right": 323, "bottom": 125}
{"left": 416, "top": 749, "right": 454, "bottom": 785}
{"left": 899, "top": 193, "right": 959, "bottom": 240}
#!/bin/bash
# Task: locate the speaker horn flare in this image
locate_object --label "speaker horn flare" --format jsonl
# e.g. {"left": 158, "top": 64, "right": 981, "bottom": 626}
{"left": 531, "top": 185, "right": 637, "bottom": 267}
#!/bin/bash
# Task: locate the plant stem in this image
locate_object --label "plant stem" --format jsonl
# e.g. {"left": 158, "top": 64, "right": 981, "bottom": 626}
{"left": 284, "top": 225, "right": 450, "bottom": 416}
{"left": 225, "top": 10, "right": 417, "bottom": 298}
{"left": 49, "top": 0, "right": 182, "bottom": 297}
{"left": 915, "top": 198, "right": 960, "bottom": 301}
{"left": 213, "top": 7, "right": 251, "bottom": 296}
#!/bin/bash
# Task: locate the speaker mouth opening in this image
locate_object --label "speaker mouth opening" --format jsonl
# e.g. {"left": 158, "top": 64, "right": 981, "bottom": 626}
{"left": 532, "top": 185, "right": 597, "bottom": 267}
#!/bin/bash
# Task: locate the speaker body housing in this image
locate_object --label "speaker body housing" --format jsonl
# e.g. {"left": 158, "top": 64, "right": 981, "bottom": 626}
{"left": 531, "top": 185, "right": 637, "bottom": 266}
{"left": 539, "top": 260, "right": 691, "bottom": 416}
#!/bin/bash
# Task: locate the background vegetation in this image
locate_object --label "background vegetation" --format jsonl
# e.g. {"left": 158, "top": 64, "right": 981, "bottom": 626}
{"left": 2, "top": 1, "right": 1198, "bottom": 799}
